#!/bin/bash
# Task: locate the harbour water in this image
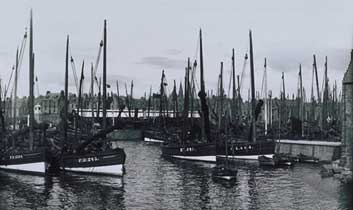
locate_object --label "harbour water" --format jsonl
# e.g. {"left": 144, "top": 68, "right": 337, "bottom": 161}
{"left": 0, "top": 141, "right": 351, "bottom": 210}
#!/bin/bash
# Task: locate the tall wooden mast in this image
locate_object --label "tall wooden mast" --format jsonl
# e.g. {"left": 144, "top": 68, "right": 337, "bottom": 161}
{"left": 102, "top": 19, "right": 107, "bottom": 130}
{"left": 219, "top": 62, "right": 224, "bottom": 130}
{"left": 29, "top": 10, "right": 34, "bottom": 150}
{"left": 90, "top": 63, "right": 95, "bottom": 126}
{"left": 64, "top": 35, "right": 69, "bottom": 143}
{"left": 199, "top": 29, "right": 210, "bottom": 142}
{"left": 12, "top": 48, "right": 19, "bottom": 131}
{"left": 313, "top": 54, "right": 322, "bottom": 132}
{"left": 231, "top": 49, "right": 236, "bottom": 118}
{"left": 322, "top": 56, "right": 328, "bottom": 130}
{"left": 299, "top": 64, "right": 304, "bottom": 137}
{"left": 249, "top": 30, "right": 256, "bottom": 143}
{"left": 264, "top": 58, "right": 268, "bottom": 135}
{"left": 313, "top": 55, "right": 320, "bottom": 103}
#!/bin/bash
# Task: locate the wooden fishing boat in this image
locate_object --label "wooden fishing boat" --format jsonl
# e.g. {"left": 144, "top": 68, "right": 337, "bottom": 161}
{"left": 52, "top": 21, "right": 126, "bottom": 176}
{"left": 161, "top": 30, "right": 218, "bottom": 162}
{"left": 0, "top": 11, "right": 48, "bottom": 175}
{"left": 216, "top": 31, "right": 275, "bottom": 162}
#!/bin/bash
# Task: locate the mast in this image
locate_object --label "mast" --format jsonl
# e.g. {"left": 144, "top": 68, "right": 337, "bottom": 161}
{"left": 219, "top": 62, "right": 224, "bottom": 130}
{"left": 102, "top": 19, "right": 107, "bottom": 130}
{"left": 130, "top": 80, "right": 134, "bottom": 116}
{"left": 90, "top": 63, "right": 94, "bottom": 126}
{"left": 299, "top": 64, "right": 304, "bottom": 137}
{"left": 313, "top": 54, "right": 322, "bottom": 132}
{"left": 0, "top": 80, "right": 4, "bottom": 133}
{"left": 96, "top": 77, "right": 101, "bottom": 119}
{"left": 249, "top": 30, "right": 256, "bottom": 143}
{"left": 29, "top": 10, "right": 34, "bottom": 150}
{"left": 198, "top": 29, "right": 210, "bottom": 142}
{"left": 172, "top": 80, "right": 178, "bottom": 118}
{"left": 237, "top": 75, "right": 242, "bottom": 118}
{"left": 313, "top": 55, "right": 320, "bottom": 103}
{"left": 184, "top": 58, "right": 190, "bottom": 119}
{"left": 116, "top": 80, "right": 120, "bottom": 109}
{"left": 159, "top": 70, "right": 165, "bottom": 118}
{"left": 147, "top": 86, "right": 152, "bottom": 118}
{"left": 190, "top": 60, "right": 197, "bottom": 126}
{"left": 281, "top": 72, "right": 286, "bottom": 125}
{"left": 182, "top": 58, "right": 190, "bottom": 140}
{"left": 322, "top": 56, "right": 328, "bottom": 130}
{"left": 231, "top": 49, "right": 236, "bottom": 118}
{"left": 64, "top": 35, "right": 69, "bottom": 144}
{"left": 12, "top": 48, "right": 19, "bottom": 131}
{"left": 76, "top": 60, "right": 84, "bottom": 140}
{"left": 264, "top": 58, "right": 268, "bottom": 135}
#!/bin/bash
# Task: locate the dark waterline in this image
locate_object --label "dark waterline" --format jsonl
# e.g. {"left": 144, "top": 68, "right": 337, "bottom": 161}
{"left": 0, "top": 141, "right": 351, "bottom": 210}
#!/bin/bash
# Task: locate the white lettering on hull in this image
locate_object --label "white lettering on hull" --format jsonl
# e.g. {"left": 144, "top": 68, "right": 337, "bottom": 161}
{"left": 64, "top": 164, "right": 124, "bottom": 176}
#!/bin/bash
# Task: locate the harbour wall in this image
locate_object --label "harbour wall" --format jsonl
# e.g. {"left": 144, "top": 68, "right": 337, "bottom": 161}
{"left": 276, "top": 140, "right": 341, "bottom": 162}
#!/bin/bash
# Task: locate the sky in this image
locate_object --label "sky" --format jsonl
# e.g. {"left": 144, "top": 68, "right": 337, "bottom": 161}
{"left": 0, "top": 0, "right": 352, "bottom": 99}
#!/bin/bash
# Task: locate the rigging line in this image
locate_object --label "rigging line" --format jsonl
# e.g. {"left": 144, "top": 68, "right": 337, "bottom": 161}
{"left": 311, "top": 63, "right": 315, "bottom": 101}
{"left": 4, "top": 66, "right": 15, "bottom": 98}
{"left": 239, "top": 51, "right": 249, "bottom": 94}
{"left": 15, "top": 31, "right": 28, "bottom": 79}
{"left": 93, "top": 40, "right": 103, "bottom": 86}
{"left": 92, "top": 30, "right": 105, "bottom": 90}
{"left": 69, "top": 46, "right": 80, "bottom": 94}
{"left": 260, "top": 66, "right": 266, "bottom": 98}
{"left": 9, "top": 31, "right": 28, "bottom": 96}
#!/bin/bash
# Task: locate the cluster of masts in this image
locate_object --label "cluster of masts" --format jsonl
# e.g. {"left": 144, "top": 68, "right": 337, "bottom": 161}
{"left": 2, "top": 15, "right": 341, "bottom": 142}
{"left": 154, "top": 30, "right": 340, "bottom": 141}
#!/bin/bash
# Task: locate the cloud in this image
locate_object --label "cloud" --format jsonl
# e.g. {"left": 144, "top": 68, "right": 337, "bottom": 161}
{"left": 164, "top": 49, "right": 182, "bottom": 55}
{"left": 136, "top": 56, "right": 185, "bottom": 69}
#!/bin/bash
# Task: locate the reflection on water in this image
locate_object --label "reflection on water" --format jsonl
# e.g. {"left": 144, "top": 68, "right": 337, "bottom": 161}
{"left": 0, "top": 141, "right": 351, "bottom": 210}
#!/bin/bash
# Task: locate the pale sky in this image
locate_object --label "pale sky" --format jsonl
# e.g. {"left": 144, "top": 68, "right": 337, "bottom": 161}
{"left": 0, "top": 0, "right": 352, "bottom": 99}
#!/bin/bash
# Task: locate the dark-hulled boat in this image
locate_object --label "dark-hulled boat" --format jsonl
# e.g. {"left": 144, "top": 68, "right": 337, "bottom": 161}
{"left": 52, "top": 21, "right": 126, "bottom": 176}
{"left": 161, "top": 30, "right": 218, "bottom": 162}
{"left": 0, "top": 11, "right": 48, "bottom": 175}
{"left": 216, "top": 30, "right": 275, "bottom": 163}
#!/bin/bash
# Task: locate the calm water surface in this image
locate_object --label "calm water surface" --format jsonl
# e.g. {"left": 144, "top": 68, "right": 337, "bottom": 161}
{"left": 0, "top": 141, "right": 351, "bottom": 210}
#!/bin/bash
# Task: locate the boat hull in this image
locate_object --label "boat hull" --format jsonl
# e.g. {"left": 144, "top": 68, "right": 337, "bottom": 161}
{"left": 61, "top": 148, "right": 126, "bottom": 176}
{"left": 218, "top": 140, "right": 275, "bottom": 157}
{"left": 0, "top": 151, "right": 46, "bottom": 175}
{"left": 161, "top": 143, "right": 216, "bottom": 162}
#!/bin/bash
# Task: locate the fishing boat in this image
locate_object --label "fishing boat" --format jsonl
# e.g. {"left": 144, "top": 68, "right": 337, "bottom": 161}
{"left": 143, "top": 128, "right": 165, "bottom": 143}
{"left": 51, "top": 20, "right": 126, "bottom": 176}
{"left": 161, "top": 30, "right": 218, "bottom": 162}
{"left": 258, "top": 153, "right": 295, "bottom": 167}
{"left": 217, "top": 30, "right": 275, "bottom": 163}
{"left": 0, "top": 11, "right": 48, "bottom": 175}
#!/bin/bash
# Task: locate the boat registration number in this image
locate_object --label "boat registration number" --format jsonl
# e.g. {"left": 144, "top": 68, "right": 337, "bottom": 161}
{"left": 78, "top": 157, "right": 99, "bottom": 163}
{"left": 180, "top": 147, "right": 195, "bottom": 153}
{"left": 9, "top": 155, "right": 23, "bottom": 160}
